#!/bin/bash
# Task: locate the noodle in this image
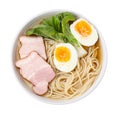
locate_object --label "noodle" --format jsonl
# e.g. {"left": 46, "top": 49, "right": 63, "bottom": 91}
{"left": 43, "top": 39, "right": 102, "bottom": 100}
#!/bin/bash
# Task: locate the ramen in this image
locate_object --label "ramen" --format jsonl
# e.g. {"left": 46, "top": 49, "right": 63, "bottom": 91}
{"left": 15, "top": 12, "right": 102, "bottom": 100}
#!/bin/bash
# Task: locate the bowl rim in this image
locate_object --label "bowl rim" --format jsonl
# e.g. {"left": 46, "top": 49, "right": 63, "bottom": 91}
{"left": 13, "top": 9, "right": 108, "bottom": 105}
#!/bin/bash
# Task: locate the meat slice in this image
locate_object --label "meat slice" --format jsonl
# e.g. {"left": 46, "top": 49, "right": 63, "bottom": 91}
{"left": 19, "top": 36, "right": 47, "bottom": 60}
{"left": 16, "top": 52, "right": 55, "bottom": 95}
{"left": 33, "top": 81, "right": 48, "bottom": 95}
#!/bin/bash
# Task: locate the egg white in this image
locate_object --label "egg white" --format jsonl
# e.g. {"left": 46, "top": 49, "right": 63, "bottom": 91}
{"left": 70, "top": 18, "right": 98, "bottom": 46}
{"left": 54, "top": 43, "right": 78, "bottom": 72}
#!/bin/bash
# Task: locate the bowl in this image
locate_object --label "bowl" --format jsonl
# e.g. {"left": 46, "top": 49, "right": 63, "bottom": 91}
{"left": 13, "top": 10, "right": 107, "bottom": 104}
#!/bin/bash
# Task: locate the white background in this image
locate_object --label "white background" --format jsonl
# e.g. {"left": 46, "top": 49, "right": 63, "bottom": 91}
{"left": 0, "top": 0, "right": 120, "bottom": 115}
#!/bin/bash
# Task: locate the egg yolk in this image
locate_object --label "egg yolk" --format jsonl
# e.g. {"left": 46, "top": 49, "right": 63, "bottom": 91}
{"left": 75, "top": 20, "right": 92, "bottom": 37}
{"left": 55, "top": 46, "right": 71, "bottom": 62}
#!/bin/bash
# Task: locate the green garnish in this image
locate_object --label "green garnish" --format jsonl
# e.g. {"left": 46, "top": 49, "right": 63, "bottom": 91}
{"left": 26, "top": 12, "right": 80, "bottom": 47}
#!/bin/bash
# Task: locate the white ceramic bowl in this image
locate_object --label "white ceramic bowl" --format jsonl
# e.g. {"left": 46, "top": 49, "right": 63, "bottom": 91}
{"left": 13, "top": 10, "right": 107, "bottom": 104}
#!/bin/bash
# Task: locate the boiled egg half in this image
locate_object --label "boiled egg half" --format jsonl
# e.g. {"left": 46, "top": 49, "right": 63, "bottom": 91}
{"left": 54, "top": 43, "right": 78, "bottom": 72}
{"left": 70, "top": 18, "right": 98, "bottom": 46}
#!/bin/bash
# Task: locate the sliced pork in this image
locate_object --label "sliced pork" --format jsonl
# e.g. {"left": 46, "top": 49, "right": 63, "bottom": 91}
{"left": 19, "top": 36, "right": 47, "bottom": 60}
{"left": 16, "top": 52, "right": 55, "bottom": 95}
{"left": 33, "top": 81, "right": 48, "bottom": 95}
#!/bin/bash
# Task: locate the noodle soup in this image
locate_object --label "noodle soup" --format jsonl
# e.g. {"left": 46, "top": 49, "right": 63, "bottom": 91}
{"left": 14, "top": 11, "right": 107, "bottom": 103}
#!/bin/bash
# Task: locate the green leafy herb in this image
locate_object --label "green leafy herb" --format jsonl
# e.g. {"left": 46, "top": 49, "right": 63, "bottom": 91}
{"left": 63, "top": 23, "right": 80, "bottom": 47}
{"left": 26, "top": 12, "right": 80, "bottom": 47}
